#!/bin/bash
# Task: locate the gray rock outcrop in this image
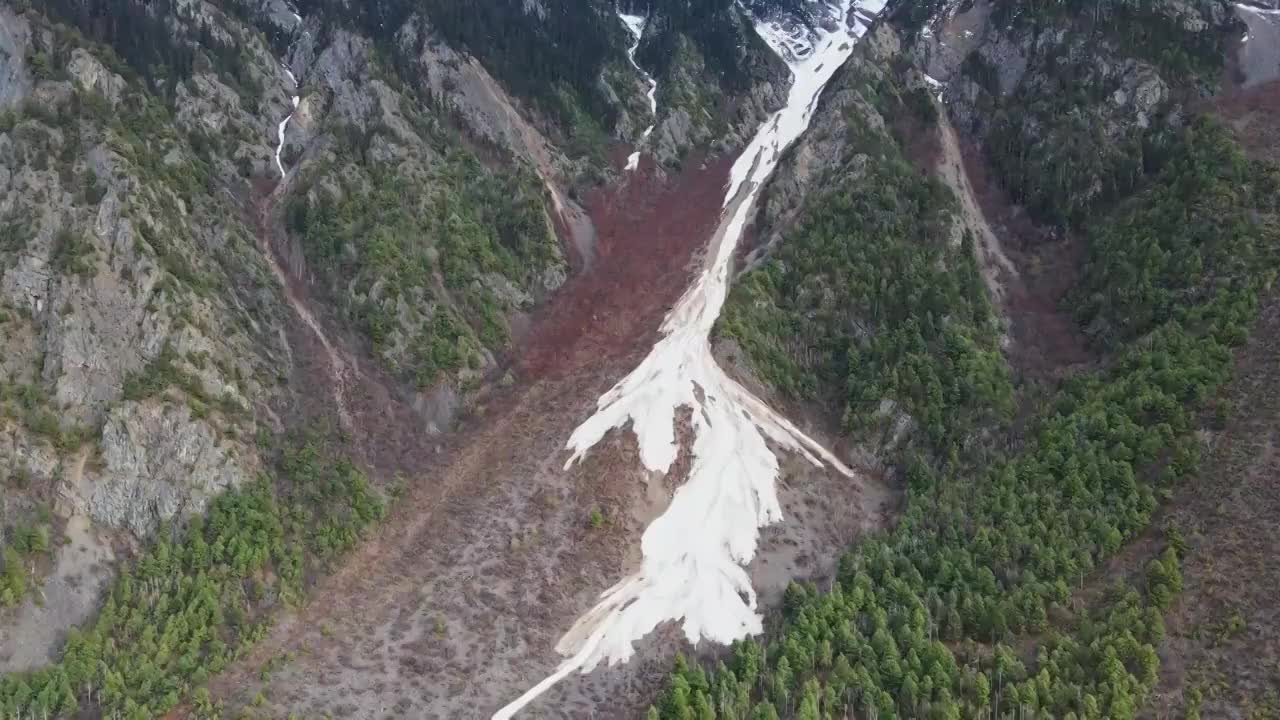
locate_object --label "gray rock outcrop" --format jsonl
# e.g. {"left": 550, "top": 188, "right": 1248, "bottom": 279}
{"left": 66, "top": 49, "right": 124, "bottom": 105}
{"left": 0, "top": 7, "right": 31, "bottom": 110}
{"left": 88, "top": 401, "right": 254, "bottom": 536}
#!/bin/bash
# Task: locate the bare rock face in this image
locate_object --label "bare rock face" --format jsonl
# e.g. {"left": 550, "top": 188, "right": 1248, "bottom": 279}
{"left": 0, "top": 7, "right": 31, "bottom": 110}
{"left": 88, "top": 401, "right": 254, "bottom": 537}
{"left": 978, "top": 29, "right": 1028, "bottom": 96}
{"left": 653, "top": 106, "right": 695, "bottom": 166}
{"left": 174, "top": 73, "right": 245, "bottom": 135}
{"left": 2, "top": 143, "right": 173, "bottom": 426}
{"left": 0, "top": 19, "right": 284, "bottom": 554}
{"left": 66, "top": 49, "right": 124, "bottom": 105}
{"left": 0, "top": 424, "right": 59, "bottom": 491}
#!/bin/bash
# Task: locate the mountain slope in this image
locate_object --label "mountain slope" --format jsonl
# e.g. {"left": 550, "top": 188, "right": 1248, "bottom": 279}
{"left": 3, "top": 0, "right": 1279, "bottom": 718}
{"left": 0, "top": 0, "right": 862, "bottom": 717}
{"left": 646, "top": 1, "right": 1280, "bottom": 719}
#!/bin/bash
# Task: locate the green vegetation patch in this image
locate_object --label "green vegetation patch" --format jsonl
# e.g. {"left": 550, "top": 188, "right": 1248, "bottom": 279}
{"left": 718, "top": 98, "right": 1011, "bottom": 452}
{"left": 658, "top": 87, "right": 1276, "bottom": 720}
{"left": 0, "top": 438, "right": 384, "bottom": 719}
{"left": 1074, "top": 119, "right": 1280, "bottom": 350}
{"left": 288, "top": 138, "right": 561, "bottom": 388}
{"left": 1, "top": 523, "right": 52, "bottom": 607}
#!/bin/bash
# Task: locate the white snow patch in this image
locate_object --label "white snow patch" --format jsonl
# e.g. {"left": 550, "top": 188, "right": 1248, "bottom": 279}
{"left": 924, "top": 73, "right": 944, "bottom": 102}
{"left": 274, "top": 113, "right": 294, "bottom": 178}
{"left": 282, "top": 0, "right": 303, "bottom": 28}
{"left": 274, "top": 63, "right": 300, "bottom": 178}
{"left": 493, "top": 1, "right": 882, "bottom": 717}
{"left": 619, "top": 12, "right": 659, "bottom": 171}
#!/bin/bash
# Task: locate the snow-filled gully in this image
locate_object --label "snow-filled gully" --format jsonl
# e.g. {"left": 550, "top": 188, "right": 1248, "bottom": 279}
{"left": 274, "top": 71, "right": 299, "bottom": 179}
{"left": 619, "top": 12, "right": 659, "bottom": 171}
{"left": 494, "top": 1, "right": 883, "bottom": 717}
{"left": 273, "top": 9, "right": 305, "bottom": 179}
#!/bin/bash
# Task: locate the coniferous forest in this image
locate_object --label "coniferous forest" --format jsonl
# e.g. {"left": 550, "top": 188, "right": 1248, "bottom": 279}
{"left": 649, "top": 5, "right": 1279, "bottom": 715}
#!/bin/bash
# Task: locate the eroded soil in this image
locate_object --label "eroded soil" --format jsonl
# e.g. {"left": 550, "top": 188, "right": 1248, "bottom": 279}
{"left": 206, "top": 151, "right": 891, "bottom": 719}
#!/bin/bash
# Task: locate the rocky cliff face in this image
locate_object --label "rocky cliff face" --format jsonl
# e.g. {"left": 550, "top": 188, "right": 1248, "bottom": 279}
{"left": 0, "top": 44, "right": 278, "bottom": 471}
{"left": 911, "top": 0, "right": 1238, "bottom": 226}
{"left": 0, "top": 9, "right": 31, "bottom": 110}
{"left": 89, "top": 401, "right": 256, "bottom": 536}
{"left": 0, "top": 2, "right": 292, "bottom": 646}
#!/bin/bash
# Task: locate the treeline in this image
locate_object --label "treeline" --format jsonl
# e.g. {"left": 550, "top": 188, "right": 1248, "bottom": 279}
{"left": 652, "top": 104, "right": 1278, "bottom": 720}
{"left": 0, "top": 438, "right": 384, "bottom": 719}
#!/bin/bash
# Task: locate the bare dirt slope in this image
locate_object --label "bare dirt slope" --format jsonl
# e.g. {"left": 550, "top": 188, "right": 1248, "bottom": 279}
{"left": 934, "top": 101, "right": 1018, "bottom": 303}
{"left": 0, "top": 451, "right": 116, "bottom": 673}
{"left": 205, "top": 157, "right": 890, "bottom": 719}
{"left": 1214, "top": 78, "right": 1280, "bottom": 166}
{"left": 1143, "top": 295, "right": 1280, "bottom": 718}
{"left": 936, "top": 104, "right": 1093, "bottom": 380}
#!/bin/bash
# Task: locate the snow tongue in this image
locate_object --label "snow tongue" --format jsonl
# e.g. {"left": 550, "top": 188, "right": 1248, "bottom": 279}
{"left": 493, "top": 1, "right": 878, "bottom": 717}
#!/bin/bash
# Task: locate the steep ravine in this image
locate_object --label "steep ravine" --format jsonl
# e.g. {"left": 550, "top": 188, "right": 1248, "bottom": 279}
{"left": 619, "top": 11, "right": 659, "bottom": 171}
{"left": 202, "top": 8, "right": 890, "bottom": 717}
{"left": 496, "top": 1, "right": 885, "bottom": 716}
{"left": 254, "top": 192, "right": 357, "bottom": 432}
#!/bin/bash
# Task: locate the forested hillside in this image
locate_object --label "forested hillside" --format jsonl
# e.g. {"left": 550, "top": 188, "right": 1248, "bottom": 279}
{"left": 660, "top": 108, "right": 1278, "bottom": 720}
{"left": 718, "top": 80, "right": 1011, "bottom": 451}
{"left": 650, "top": 1, "right": 1280, "bottom": 718}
